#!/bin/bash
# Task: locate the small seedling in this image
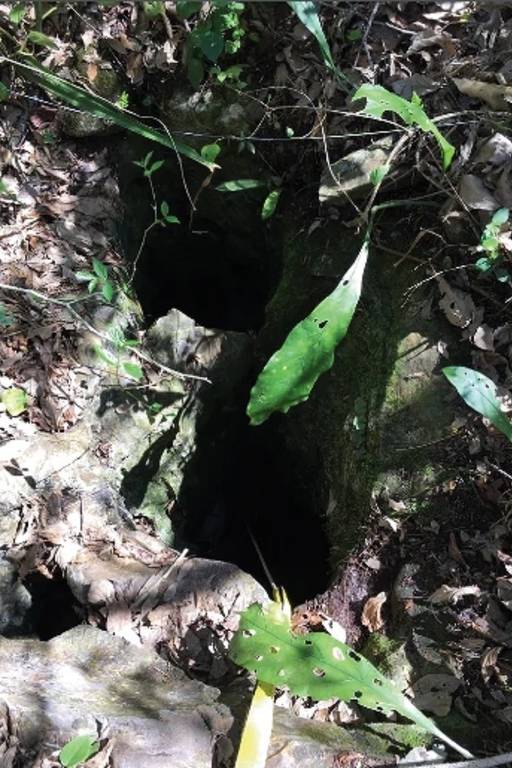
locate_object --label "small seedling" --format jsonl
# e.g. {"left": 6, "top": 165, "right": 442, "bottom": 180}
{"left": 475, "top": 207, "right": 510, "bottom": 281}
{"left": 75, "top": 257, "right": 115, "bottom": 303}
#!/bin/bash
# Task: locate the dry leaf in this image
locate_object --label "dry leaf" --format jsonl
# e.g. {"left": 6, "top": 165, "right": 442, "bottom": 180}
{"left": 453, "top": 78, "right": 512, "bottom": 112}
{"left": 458, "top": 174, "right": 499, "bottom": 211}
{"left": 361, "top": 592, "right": 387, "bottom": 632}
{"left": 437, "top": 276, "right": 475, "bottom": 328}
{"left": 429, "top": 584, "right": 481, "bottom": 604}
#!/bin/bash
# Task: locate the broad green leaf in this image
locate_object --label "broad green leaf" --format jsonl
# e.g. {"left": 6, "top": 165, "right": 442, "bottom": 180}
{"left": 201, "top": 142, "right": 221, "bottom": 163}
{"left": 230, "top": 603, "right": 472, "bottom": 759}
{"left": 215, "top": 178, "right": 266, "bottom": 192}
{"left": 491, "top": 207, "right": 509, "bottom": 226}
{"left": 353, "top": 84, "right": 455, "bottom": 170}
{"left": 443, "top": 366, "right": 512, "bottom": 443}
{"left": 261, "top": 189, "right": 281, "bottom": 220}
{"left": 2, "top": 387, "right": 28, "bottom": 416}
{"left": 92, "top": 258, "right": 108, "bottom": 281}
{"left": 9, "top": 3, "right": 27, "bottom": 24}
{"left": 199, "top": 29, "right": 224, "bottom": 62}
{"left": 59, "top": 734, "right": 99, "bottom": 767}
{"left": 101, "top": 281, "right": 114, "bottom": 303}
{"left": 143, "top": 0, "right": 165, "bottom": 18}
{"left": 288, "top": 1, "right": 335, "bottom": 72}
{"left": 122, "top": 361, "right": 144, "bottom": 381}
{"left": 176, "top": 0, "right": 202, "bottom": 18}
{"left": 161, "top": 200, "right": 170, "bottom": 218}
{"left": 247, "top": 238, "right": 369, "bottom": 426}
{"left": 0, "top": 82, "right": 9, "bottom": 102}
{"left": 4, "top": 58, "right": 216, "bottom": 171}
{"left": 27, "top": 31, "right": 58, "bottom": 50}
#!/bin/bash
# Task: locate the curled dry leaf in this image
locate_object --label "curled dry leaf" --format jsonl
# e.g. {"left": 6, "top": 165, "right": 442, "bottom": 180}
{"left": 481, "top": 646, "right": 502, "bottom": 683}
{"left": 361, "top": 592, "right": 387, "bottom": 632}
{"left": 437, "top": 276, "right": 475, "bottom": 329}
{"left": 429, "top": 584, "right": 481, "bottom": 604}
{"left": 453, "top": 78, "right": 512, "bottom": 112}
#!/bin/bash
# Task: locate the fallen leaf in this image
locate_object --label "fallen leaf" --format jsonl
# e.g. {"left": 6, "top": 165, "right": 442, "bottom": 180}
{"left": 437, "top": 276, "right": 475, "bottom": 328}
{"left": 459, "top": 174, "right": 499, "bottom": 211}
{"left": 429, "top": 584, "right": 481, "bottom": 604}
{"left": 361, "top": 591, "right": 387, "bottom": 631}
{"left": 453, "top": 78, "right": 512, "bottom": 112}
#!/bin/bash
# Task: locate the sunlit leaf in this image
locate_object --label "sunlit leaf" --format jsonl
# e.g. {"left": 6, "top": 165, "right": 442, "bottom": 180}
{"left": 2, "top": 387, "right": 28, "bottom": 417}
{"left": 92, "top": 258, "right": 108, "bottom": 281}
{"left": 101, "top": 282, "right": 114, "bottom": 303}
{"left": 215, "top": 178, "right": 266, "bottom": 192}
{"left": 9, "top": 2, "right": 27, "bottom": 24}
{"left": 230, "top": 603, "right": 471, "bottom": 759}
{"left": 491, "top": 207, "right": 509, "bottom": 226}
{"left": 201, "top": 142, "right": 221, "bottom": 163}
{"left": 4, "top": 58, "right": 216, "bottom": 170}
{"left": 443, "top": 366, "right": 512, "bottom": 443}
{"left": 261, "top": 189, "right": 281, "bottom": 220}
{"left": 369, "top": 164, "right": 390, "bottom": 185}
{"left": 59, "top": 735, "right": 99, "bottom": 767}
{"left": 247, "top": 237, "right": 369, "bottom": 425}
{"left": 353, "top": 84, "right": 455, "bottom": 169}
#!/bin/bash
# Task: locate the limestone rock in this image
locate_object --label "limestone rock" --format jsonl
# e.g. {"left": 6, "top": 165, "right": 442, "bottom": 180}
{"left": 0, "top": 556, "right": 31, "bottom": 636}
{"left": 319, "top": 137, "right": 394, "bottom": 205}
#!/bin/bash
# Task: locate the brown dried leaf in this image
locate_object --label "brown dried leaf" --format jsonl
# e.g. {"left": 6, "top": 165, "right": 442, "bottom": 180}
{"left": 453, "top": 78, "right": 512, "bottom": 112}
{"left": 429, "top": 584, "right": 481, "bottom": 604}
{"left": 361, "top": 592, "right": 387, "bottom": 632}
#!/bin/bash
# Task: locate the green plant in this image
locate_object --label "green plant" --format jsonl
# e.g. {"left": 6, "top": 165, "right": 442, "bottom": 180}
{"left": 94, "top": 326, "right": 144, "bottom": 382}
{"left": 2, "top": 387, "right": 28, "bottom": 416}
{"left": 1, "top": 58, "right": 216, "bottom": 171}
{"left": 177, "top": 0, "right": 246, "bottom": 88}
{"left": 443, "top": 366, "right": 512, "bottom": 443}
{"left": 247, "top": 236, "right": 369, "bottom": 425}
{"left": 475, "top": 207, "right": 510, "bottom": 280}
{"left": 215, "top": 177, "right": 282, "bottom": 219}
{"left": 230, "top": 597, "right": 472, "bottom": 763}
{"left": 353, "top": 84, "right": 455, "bottom": 169}
{"left": 59, "top": 735, "right": 99, "bottom": 767}
{"left": 75, "top": 257, "right": 115, "bottom": 303}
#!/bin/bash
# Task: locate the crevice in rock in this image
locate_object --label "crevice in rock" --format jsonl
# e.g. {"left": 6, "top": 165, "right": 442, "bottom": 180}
{"left": 23, "top": 571, "right": 82, "bottom": 641}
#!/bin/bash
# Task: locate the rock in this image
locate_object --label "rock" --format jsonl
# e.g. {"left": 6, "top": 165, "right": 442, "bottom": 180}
{"left": 0, "top": 555, "right": 31, "bottom": 635}
{"left": 0, "top": 625, "right": 228, "bottom": 767}
{"left": 319, "top": 137, "right": 394, "bottom": 205}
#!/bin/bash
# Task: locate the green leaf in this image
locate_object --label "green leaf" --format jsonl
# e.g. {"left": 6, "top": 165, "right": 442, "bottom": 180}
{"left": 215, "top": 178, "right": 266, "bottom": 192}
{"left": 75, "top": 271, "right": 96, "bottom": 282}
{"left": 491, "top": 207, "right": 509, "bottom": 226}
{"left": 27, "top": 31, "right": 58, "bottom": 49}
{"left": 201, "top": 142, "right": 221, "bottom": 163}
{"left": 0, "top": 82, "right": 9, "bottom": 102}
{"left": 92, "top": 258, "right": 108, "bottom": 281}
{"left": 443, "top": 366, "right": 512, "bottom": 443}
{"left": 230, "top": 603, "right": 472, "bottom": 759}
{"left": 93, "top": 344, "right": 117, "bottom": 368}
{"left": 143, "top": 0, "right": 165, "bottom": 18}
{"left": 176, "top": 0, "right": 202, "bottom": 18}
{"left": 164, "top": 214, "right": 180, "bottom": 224}
{"left": 9, "top": 3, "right": 27, "bottom": 24}
{"left": 187, "top": 56, "right": 204, "bottom": 89}
{"left": 369, "top": 164, "right": 390, "bottom": 186}
{"left": 5, "top": 58, "right": 216, "bottom": 171}
{"left": 288, "top": 1, "right": 335, "bottom": 72}
{"left": 261, "top": 189, "right": 281, "bottom": 220}
{"left": 101, "top": 281, "right": 114, "bottom": 303}
{"left": 161, "top": 200, "right": 170, "bottom": 218}
{"left": 87, "top": 279, "right": 98, "bottom": 294}
{"left": 122, "top": 361, "right": 144, "bottom": 381}
{"left": 352, "top": 84, "right": 455, "bottom": 170}
{"left": 198, "top": 28, "right": 225, "bottom": 62}
{"left": 59, "top": 734, "right": 99, "bottom": 767}
{"left": 2, "top": 387, "right": 28, "bottom": 417}
{"left": 247, "top": 237, "right": 369, "bottom": 425}
{"left": 475, "top": 256, "right": 492, "bottom": 273}
{"left": 146, "top": 159, "right": 165, "bottom": 176}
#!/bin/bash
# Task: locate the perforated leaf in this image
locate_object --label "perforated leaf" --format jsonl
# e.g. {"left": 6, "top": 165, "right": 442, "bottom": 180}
{"left": 230, "top": 604, "right": 471, "bottom": 758}
{"left": 247, "top": 238, "right": 369, "bottom": 425}
{"left": 353, "top": 84, "right": 455, "bottom": 170}
{"left": 443, "top": 366, "right": 512, "bottom": 443}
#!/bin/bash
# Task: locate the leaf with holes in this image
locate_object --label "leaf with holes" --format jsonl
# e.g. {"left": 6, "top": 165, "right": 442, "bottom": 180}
{"left": 443, "top": 366, "right": 512, "bottom": 443}
{"left": 352, "top": 85, "right": 455, "bottom": 170}
{"left": 230, "top": 603, "right": 471, "bottom": 758}
{"left": 247, "top": 237, "right": 369, "bottom": 425}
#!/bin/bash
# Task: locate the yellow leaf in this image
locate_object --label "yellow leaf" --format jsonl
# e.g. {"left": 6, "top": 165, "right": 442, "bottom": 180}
{"left": 235, "top": 681, "right": 275, "bottom": 768}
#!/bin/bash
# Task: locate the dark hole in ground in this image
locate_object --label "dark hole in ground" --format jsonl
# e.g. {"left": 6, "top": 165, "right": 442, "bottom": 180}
{"left": 116, "top": 141, "right": 330, "bottom": 604}
{"left": 23, "top": 572, "right": 81, "bottom": 640}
